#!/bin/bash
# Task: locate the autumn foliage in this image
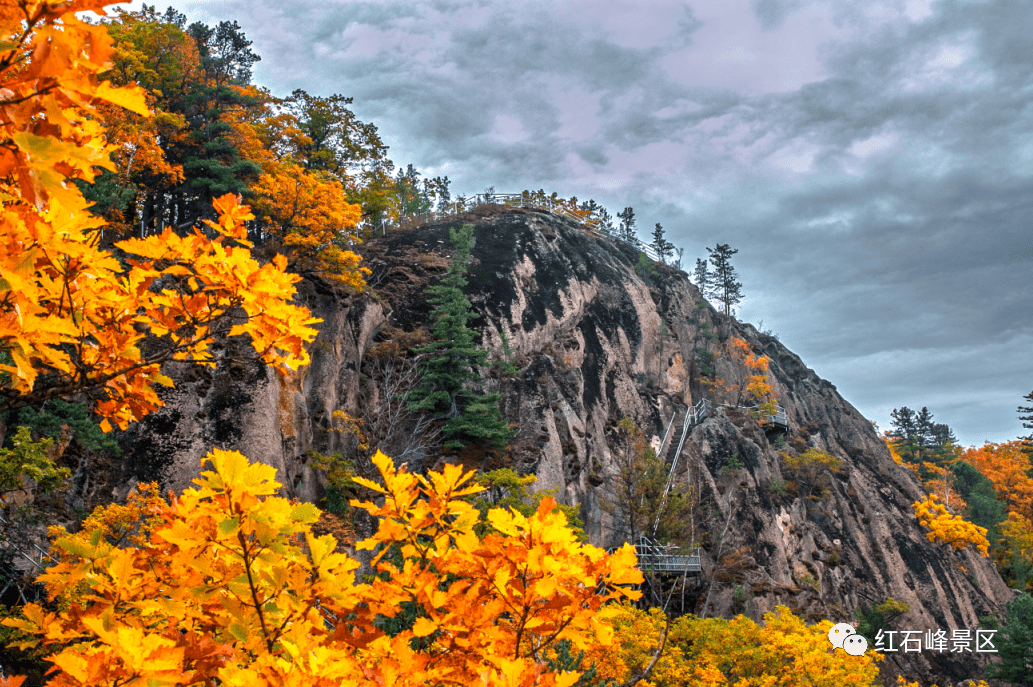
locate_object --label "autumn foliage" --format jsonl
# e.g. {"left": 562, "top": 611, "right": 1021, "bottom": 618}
{"left": 962, "top": 441, "right": 1033, "bottom": 521}
{"left": 0, "top": 0, "right": 322, "bottom": 429}
{"left": 4, "top": 450, "right": 641, "bottom": 687}
{"left": 711, "top": 336, "right": 777, "bottom": 417}
{"left": 912, "top": 494, "right": 990, "bottom": 556}
{"left": 583, "top": 603, "right": 883, "bottom": 687}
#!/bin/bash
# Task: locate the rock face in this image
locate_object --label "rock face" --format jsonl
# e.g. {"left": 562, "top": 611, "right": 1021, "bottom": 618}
{"left": 113, "top": 206, "right": 1013, "bottom": 684}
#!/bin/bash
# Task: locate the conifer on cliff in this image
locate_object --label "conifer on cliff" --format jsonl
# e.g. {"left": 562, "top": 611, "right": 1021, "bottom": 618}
{"left": 408, "top": 224, "right": 513, "bottom": 448}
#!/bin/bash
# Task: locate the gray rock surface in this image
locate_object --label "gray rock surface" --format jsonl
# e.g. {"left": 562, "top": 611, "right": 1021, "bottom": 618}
{"left": 111, "top": 206, "right": 1012, "bottom": 685}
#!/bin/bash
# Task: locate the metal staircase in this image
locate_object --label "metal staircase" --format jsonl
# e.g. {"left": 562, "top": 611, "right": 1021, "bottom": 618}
{"left": 616, "top": 399, "right": 789, "bottom": 577}
{"left": 652, "top": 399, "right": 708, "bottom": 538}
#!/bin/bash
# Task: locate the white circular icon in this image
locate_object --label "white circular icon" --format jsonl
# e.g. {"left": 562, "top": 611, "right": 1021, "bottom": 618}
{"left": 843, "top": 633, "right": 868, "bottom": 656}
{"left": 828, "top": 622, "right": 856, "bottom": 649}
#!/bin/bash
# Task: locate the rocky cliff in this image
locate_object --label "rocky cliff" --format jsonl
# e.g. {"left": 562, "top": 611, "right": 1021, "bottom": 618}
{"left": 108, "top": 206, "right": 1013, "bottom": 685}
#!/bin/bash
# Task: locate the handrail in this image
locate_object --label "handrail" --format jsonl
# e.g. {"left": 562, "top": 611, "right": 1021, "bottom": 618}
{"left": 737, "top": 403, "right": 788, "bottom": 429}
{"left": 443, "top": 193, "right": 664, "bottom": 262}
{"left": 623, "top": 536, "right": 702, "bottom": 574}
{"left": 655, "top": 409, "right": 678, "bottom": 467}
{"left": 652, "top": 399, "right": 707, "bottom": 535}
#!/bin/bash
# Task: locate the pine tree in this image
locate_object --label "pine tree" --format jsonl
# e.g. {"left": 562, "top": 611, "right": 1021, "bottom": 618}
{"left": 395, "top": 163, "right": 432, "bottom": 220}
{"left": 409, "top": 225, "right": 513, "bottom": 448}
{"left": 890, "top": 406, "right": 949, "bottom": 463}
{"left": 889, "top": 406, "right": 919, "bottom": 461}
{"left": 692, "top": 258, "right": 711, "bottom": 299}
{"left": 1020, "top": 390, "right": 1033, "bottom": 455}
{"left": 179, "top": 20, "right": 263, "bottom": 221}
{"left": 986, "top": 592, "right": 1033, "bottom": 686}
{"left": 707, "top": 243, "right": 742, "bottom": 316}
{"left": 616, "top": 206, "right": 637, "bottom": 243}
{"left": 650, "top": 223, "right": 674, "bottom": 264}
{"left": 597, "top": 207, "right": 615, "bottom": 235}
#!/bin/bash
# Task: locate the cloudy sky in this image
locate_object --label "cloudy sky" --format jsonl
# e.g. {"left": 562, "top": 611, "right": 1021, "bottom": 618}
{"left": 137, "top": 0, "right": 1030, "bottom": 446}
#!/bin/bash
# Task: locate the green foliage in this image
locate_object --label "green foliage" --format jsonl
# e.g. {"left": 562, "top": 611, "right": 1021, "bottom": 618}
{"left": 473, "top": 468, "right": 536, "bottom": 516}
{"left": 732, "top": 582, "right": 757, "bottom": 615}
{"left": 780, "top": 449, "right": 843, "bottom": 499}
{"left": 601, "top": 418, "right": 696, "bottom": 546}
{"left": 706, "top": 243, "right": 742, "bottom": 316}
{"left": 796, "top": 573, "right": 819, "bottom": 592}
{"left": 616, "top": 206, "right": 636, "bottom": 243}
{"left": 13, "top": 399, "right": 121, "bottom": 454}
{"left": 692, "top": 258, "right": 710, "bottom": 297}
{"left": 770, "top": 478, "right": 788, "bottom": 496}
{"left": 494, "top": 326, "right": 521, "bottom": 376}
{"left": 309, "top": 450, "right": 358, "bottom": 515}
{"left": 722, "top": 452, "right": 744, "bottom": 474}
{"left": 1019, "top": 389, "right": 1033, "bottom": 458}
{"left": 985, "top": 593, "right": 1033, "bottom": 686}
{"left": 472, "top": 468, "right": 585, "bottom": 541}
{"left": 952, "top": 460, "right": 1008, "bottom": 545}
{"left": 650, "top": 223, "right": 674, "bottom": 264}
{"left": 695, "top": 348, "right": 717, "bottom": 377}
{"left": 855, "top": 597, "right": 909, "bottom": 645}
{"left": 0, "top": 427, "right": 70, "bottom": 499}
{"left": 409, "top": 224, "right": 513, "bottom": 449}
{"left": 634, "top": 252, "right": 657, "bottom": 286}
{"left": 889, "top": 406, "right": 960, "bottom": 465}
{"left": 441, "top": 394, "right": 513, "bottom": 449}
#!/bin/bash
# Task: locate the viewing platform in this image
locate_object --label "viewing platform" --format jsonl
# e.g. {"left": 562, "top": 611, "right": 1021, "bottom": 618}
{"left": 631, "top": 537, "right": 703, "bottom": 574}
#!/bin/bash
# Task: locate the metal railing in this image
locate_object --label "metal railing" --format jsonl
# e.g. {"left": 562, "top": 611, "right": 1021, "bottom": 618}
{"left": 652, "top": 399, "right": 709, "bottom": 535}
{"left": 630, "top": 537, "right": 702, "bottom": 574}
{"left": 0, "top": 512, "right": 51, "bottom": 605}
{"left": 441, "top": 192, "right": 664, "bottom": 262}
{"left": 738, "top": 403, "right": 788, "bottom": 429}
{"left": 655, "top": 409, "right": 678, "bottom": 467}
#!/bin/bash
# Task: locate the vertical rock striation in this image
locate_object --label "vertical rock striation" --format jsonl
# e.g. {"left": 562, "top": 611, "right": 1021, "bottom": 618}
{"left": 113, "top": 206, "right": 1011, "bottom": 684}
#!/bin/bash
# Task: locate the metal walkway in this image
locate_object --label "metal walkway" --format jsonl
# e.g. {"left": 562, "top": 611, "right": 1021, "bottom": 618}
{"left": 633, "top": 537, "right": 702, "bottom": 573}
{"left": 449, "top": 192, "right": 665, "bottom": 262}
{"left": 616, "top": 399, "right": 788, "bottom": 576}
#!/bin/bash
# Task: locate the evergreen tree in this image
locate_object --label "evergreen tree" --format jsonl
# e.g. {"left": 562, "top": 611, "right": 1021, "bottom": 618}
{"left": 179, "top": 20, "right": 263, "bottom": 220}
{"left": 283, "top": 89, "right": 390, "bottom": 179}
{"left": 985, "top": 593, "right": 1033, "bottom": 686}
{"left": 597, "top": 207, "right": 615, "bottom": 235}
{"left": 409, "top": 225, "right": 513, "bottom": 448}
{"left": 913, "top": 406, "right": 935, "bottom": 459}
{"left": 707, "top": 243, "right": 742, "bottom": 316}
{"left": 890, "top": 406, "right": 919, "bottom": 458}
{"left": 650, "top": 222, "right": 674, "bottom": 264}
{"left": 616, "top": 206, "right": 637, "bottom": 243}
{"left": 928, "top": 421, "right": 961, "bottom": 462}
{"left": 671, "top": 246, "right": 684, "bottom": 270}
{"left": 600, "top": 418, "right": 693, "bottom": 546}
{"left": 952, "top": 461, "right": 1008, "bottom": 545}
{"left": 692, "top": 258, "right": 711, "bottom": 299}
{"left": 890, "top": 406, "right": 951, "bottom": 463}
{"left": 424, "top": 175, "right": 451, "bottom": 213}
{"left": 395, "top": 163, "right": 433, "bottom": 220}
{"left": 1020, "top": 390, "right": 1033, "bottom": 455}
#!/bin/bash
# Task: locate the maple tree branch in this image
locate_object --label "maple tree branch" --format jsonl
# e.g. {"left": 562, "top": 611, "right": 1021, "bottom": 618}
{"left": 616, "top": 613, "right": 670, "bottom": 687}
{"left": 238, "top": 529, "right": 275, "bottom": 653}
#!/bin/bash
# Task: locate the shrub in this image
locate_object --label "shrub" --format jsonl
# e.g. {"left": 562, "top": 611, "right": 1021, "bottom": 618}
{"left": 635, "top": 252, "right": 657, "bottom": 286}
{"left": 913, "top": 494, "right": 990, "bottom": 556}
{"left": 780, "top": 449, "right": 843, "bottom": 499}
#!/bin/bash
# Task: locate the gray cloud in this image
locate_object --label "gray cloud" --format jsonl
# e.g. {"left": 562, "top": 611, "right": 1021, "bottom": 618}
{"left": 152, "top": 0, "right": 1031, "bottom": 446}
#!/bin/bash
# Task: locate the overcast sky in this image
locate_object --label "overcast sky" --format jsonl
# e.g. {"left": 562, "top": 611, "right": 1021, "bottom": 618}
{"left": 137, "top": 0, "right": 1031, "bottom": 447}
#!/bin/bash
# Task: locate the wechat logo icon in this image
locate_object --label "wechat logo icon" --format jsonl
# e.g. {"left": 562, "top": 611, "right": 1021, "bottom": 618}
{"left": 828, "top": 622, "right": 868, "bottom": 656}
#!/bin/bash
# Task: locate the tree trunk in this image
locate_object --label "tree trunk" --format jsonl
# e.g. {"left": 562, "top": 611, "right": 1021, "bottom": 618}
{"left": 141, "top": 191, "right": 155, "bottom": 238}
{"left": 155, "top": 191, "right": 166, "bottom": 232}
